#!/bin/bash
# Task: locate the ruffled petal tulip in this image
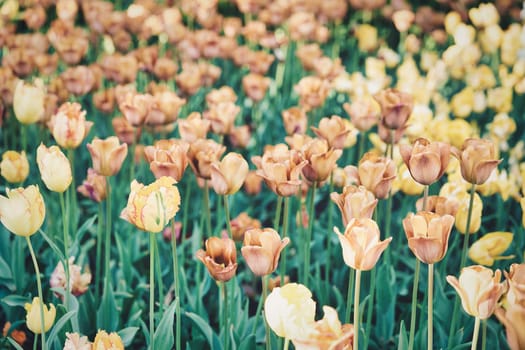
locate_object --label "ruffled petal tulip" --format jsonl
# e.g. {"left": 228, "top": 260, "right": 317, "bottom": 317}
{"left": 196, "top": 237, "right": 237, "bottom": 282}
{"left": 403, "top": 211, "right": 455, "bottom": 264}
{"left": 241, "top": 228, "right": 290, "bottom": 276}
{"left": 446, "top": 265, "right": 506, "bottom": 319}
{"left": 0, "top": 185, "right": 45, "bottom": 237}
{"left": 120, "top": 176, "right": 181, "bottom": 233}
{"left": 334, "top": 218, "right": 392, "bottom": 271}
{"left": 92, "top": 330, "right": 124, "bottom": 350}
{"left": 451, "top": 138, "right": 502, "bottom": 185}
{"left": 301, "top": 138, "right": 342, "bottom": 184}
{"left": 210, "top": 152, "right": 249, "bottom": 195}
{"left": 264, "top": 283, "right": 316, "bottom": 339}
{"left": 87, "top": 137, "right": 128, "bottom": 177}
{"left": 468, "top": 232, "right": 514, "bottom": 266}
{"left": 0, "top": 150, "right": 29, "bottom": 184}
{"left": 48, "top": 102, "right": 93, "bottom": 149}
{"left": 24, "top": 298, "right": 56, "bottom": 334}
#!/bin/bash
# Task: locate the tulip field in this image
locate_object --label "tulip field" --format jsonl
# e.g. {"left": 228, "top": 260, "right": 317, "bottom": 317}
{"left": 1, "top": 0, "right": 525, "bottom": 349}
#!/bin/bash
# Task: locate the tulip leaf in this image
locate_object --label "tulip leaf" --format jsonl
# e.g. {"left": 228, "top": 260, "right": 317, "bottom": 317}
{"left": 185, "top": 311, "right": 222, "bottom": 350}
{"left": 6, "top": 337, "right": 24, "bottom": 350}
{"left": 397, "top": 321, "right": 408, "bottom": 350}
{"left": 0, "top": 255, "right": 12, "bottom": 280}
{"left": 46, "top": 310, "right": 76, "bottom": 348}
{"left": 39, "top": 229, "right": 66, "bottom": 263}
{"left": 153, "top": 299, "right": 177, "bottom": 350}
{"left": 1, "top": 294, "right": 29, "bottom": 307}
{"left": 118, "top": 326, "right": 139, "bottom": 347}
{"left": 97, "top": 281, "right": 119, "bottom": 331}
{"left": 238, "top": 334, "right": 255, "bottom": 350}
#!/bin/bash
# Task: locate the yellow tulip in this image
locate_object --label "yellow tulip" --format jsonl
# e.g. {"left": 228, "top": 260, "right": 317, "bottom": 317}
{"left": 210, "top": 152, "right": 249, "bottom": 195}
{"left": 24, "top": 298, "right": 56, "bottom": 334}
{"left": 468, "top": 232, "right": 514, "bottom": 266}
{"left": 92, "top": 330, "right": 124, "bottom": 350}
{"left": 455, "top": 190, "right": 483, "bottom": 234}
{"left": 0, "top": 185, "right": 45, "bottom": 237}
{"left": 0, "top": 150, "right": 29, "bottom": 184}
{"left": 36, "top": 144, "right": 72, "bottom": 193}
{"left": 13, "top": 79, "right": 45, "bottom": 125}
{"left": 120, "top": 176, "right": 181, "bottom": 233}
{"left": 264, "top": 283, "right": 316, "bottom": 340}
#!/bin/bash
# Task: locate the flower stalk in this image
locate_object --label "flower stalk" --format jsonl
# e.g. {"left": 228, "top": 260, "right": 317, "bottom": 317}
{"left": 26, "top": 236, "right": 47, "bottom": 350}
{"left": 149, "top": 233, "right": 156, "bottom": 350}
{"left": 428, "top": 263, "right": 434, "bottom": 350}
{"left": 170, "top": 219, "right": 181, "bottom": 350}
{"left": 471, "top": 317, "right": 481, "bottom": 350}
{"left": 354, "top": 269, "right": 362, "bottom": 350}
{"left": 303, "top": 183, "right": 316, "bottom": 285}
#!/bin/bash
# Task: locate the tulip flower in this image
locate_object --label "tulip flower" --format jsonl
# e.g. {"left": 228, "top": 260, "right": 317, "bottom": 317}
{"left": 373, "top": 88, "right": 413, "bottom": 130}
{"left": 144, "top": 139, "right": 190, "bottom": 181}
{"left": 451, "top": 138, "right": 501, "bottom": 185}
{"left": 49, "top": 257, "right": 92, "bottom": 298}
{"left": 177, "top": 112, "right": 210, "bottom": 143}
{"left": 0, "top": 150, "right": 29, "bottom": 184}
{"left": 86, "top": 136, "right": 128, "bottom": 177}
{"left": 36, "top": 144, "right": 72, "bottom": 193}
{"left": 301, "top": 138, "right": 342, "bottom": 184}
{"left": 13, "top": 79, "right": 45, "bottom": 124}
{"left": 415, "top": 195, "right": 459, "bottom": 217}
{"left": 120, "top": 176, "right": 181, "bottom": 233}
{"left": 311, "top": 115, "right": 356, "bottom": 150}
{"left": 77, "top": 168, "right": 107, "bottom": 203}
{"left": 330, "top": 185, "right": 378, "bottom": 227}
{"left": 187, "top": 138, "right": 226, "bottom": 180}
{"left": 230, "top": 212, "right": 262, "bottom": 242}
{"left": 264, "top": 283, "right": 316, "bottom": 340}
{"left": 92, "top": 330, "right": 124, "bottom": 350}
{"left": 0, "top": 185, "right": 45, "bottom": 237}
{"left": 210, "top": 152, "right": 249, "bottom": 195}
{"left": 468, "top": 232, "right": 514, "bottom": 266}
{"left": 63, "top": 332, "right": 91, "bottom": 350}
{"left": 402, "top": 211, "right": 455, "bottom": 264}
{"left": 399, "top": 138, "right": 451, "bottom": 185}
{"left": 48, "top": 102, "right": 93, "bottom": 149}
{"left": 346, "top": 151, "right": 397, "bottom": 199}
{"left": 241, "top": 228, "right": 290, "bottom": 276}
{"left": 24, "top": 298, "right": 56, "bottom": 334}
{"left": 196, "top": 237, "right": 238, "bottom": 282}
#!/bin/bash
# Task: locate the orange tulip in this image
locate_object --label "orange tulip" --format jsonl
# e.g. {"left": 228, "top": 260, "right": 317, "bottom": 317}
{"left": 241, "top": 228, "right": 290, "bottom": 276}
{"left": 374, "top": 88, "right": 413, "bottom": 130}
{"left": 86, "top": 136, "right": 128, "bottom": 177}
{"left": 451, "top": 138, "right": 501, "bottom": 185}
{"left": 196, "top": 237, "right": 238, "bottom": 282}
{"left": 330, "top": 185, "right": 378, "bottom": 227}
{"left": 399, "top": 138, "right": 451, "bottom": 185}
{"left": 144, "top": 139, "right": 189, "bottom": 181}
{"left": 48, "top": 102, "right": 93, "bottom": 149}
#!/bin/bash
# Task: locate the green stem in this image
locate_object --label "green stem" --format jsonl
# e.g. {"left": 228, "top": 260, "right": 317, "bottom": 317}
{"left": 26, "top": 236, "right": 47, "bottom": 350}
{"left": 428, "top": 263, "right": 434, "bottom": 350}
{"left": 354, "top": 269, "right": 362, "bottom": 350}
{"left": 204, "top": 180, "right": 212, "bottom": 237}
{"left": 345, "top": 267, "right": 355, "bottom": 324}
{"left": 283, "top": 338, "right": 290, "bottom": 350}
{"left": 180, "top": 180, "right": 192, "bottom": 278}
{"left": 155, "top": 238, "right": 164, "bottom": 309}
{"left": 59, "top": 192, "right": 70, "bottom": 312}
{"left": 357, "top": 130, "right": 366, "bottom": 161}
{"left": 129, "top": 129, "right": 137, "bottom": 185}
{"left": 252, "top": 283, "right": 264, "bottom": 334}
{"left": 273, "top": 196, "right": 283, "bottom": 231}
{"left": 170, "top": 220, "right": 181, "bottom": 350}
{"left": 95, "top": 202, "right": 103, "bottom": 305}
{"left": 302, "top": 183, "right": 317, "bottom": 285}
{"left": 104, "top": 177, "right": 112, "bottom": 296}
{"left": 448, "top": 184, "right": 476, "bottom": 347}
{"left": 223, "top": 195, "right": 233, "bottom": 239}
{"left": 221, "top": 282, "right": 229, "bottom": 350}
{"left": 481, "top": 319, "right": 487, "bottom": 350}
{"left": 149, "top": 233, "right": 156, "bottom": 350}
{"left": 408, "top": 259, "right": 421, "bottom": 350}
{"left": 263, "top": 275, "right": 271, "bottom": 350}
{"left": 21, "top": 124, "right": 27, "bottom": 153}
{"left": 279, "top": 197, "right": 290, "bottom": 286}
{"left": 67, "top": 148, "right": 77, "bottom": 235}
{"left": 471, "top": 317, "right": 480, "bottom": 350}
{"left": 363, "top": 267, "right": 376, "bottom": 350}
{"left": 326, "top": 174, "right": 334, "bottom": 295}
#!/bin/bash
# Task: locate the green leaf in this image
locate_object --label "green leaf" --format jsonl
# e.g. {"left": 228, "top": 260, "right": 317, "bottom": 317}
{"left": 185, "top": 311, "right": 222, "bottom": 350}
{"left": 118, "top": 327, "right": 139, "bottom": 347}
{"left": 238, "top": 334, "right": 255, "bottom": 350}
{"left": 97, "top": 281, "right": 119, "bottom": 331}
{"left": 1, "top": 295, "right": 29, "bottom": 307}
{"left": 39, "top": 229, "right": 66, "bottom": 262}
{"left": 153, "top": 300, "right": 177, "bottom": 350}
{"left": 46, "top": 310, "right": 76, "bottom": 347}
{"left": 0, "top": 255, "right": 12, "bottom": 280}
{"left": 7, "top": 337, "right": 24, "bottom": 350}
{"left": 397, "top": 321, "right": 408, "bottom": 350}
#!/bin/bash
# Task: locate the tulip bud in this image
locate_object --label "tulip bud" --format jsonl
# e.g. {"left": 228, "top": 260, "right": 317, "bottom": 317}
{"left": 241, "top": 228, "right": 290, "bottom": 276}
{"left": 0, "top": 150, "right": 29, "bottom": 184}
{"left": 446, "top": 265, "right": 506, "bottom": 319}
{"left": 36, "top": 144, "right": 72, "bottom": 193}
{"left": 196, "top": 237, "right": 238, "bottom": 282}
{"left": 210, "top": 152, "right": 249, "bottom": 195}
{"left": 0, "top": 185, "right": 45, "bottom": 237}
{"left": 13, "top": 79, "right": 45, "bottom": 124}
{"left": 311, "top": 115, "right": 356, "bottom": 150}
{"left": 87, "top": 137, "right": 128, "bottom": 177}
{"left": 334, "top": 218, "right": 392, "bottom": 271}
{"left": 24, "top": 298, "right": 56, "bottom": 334}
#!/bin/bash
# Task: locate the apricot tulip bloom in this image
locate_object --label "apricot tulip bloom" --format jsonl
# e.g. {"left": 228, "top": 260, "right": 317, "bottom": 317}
{"left": 399, "top": 138, "right": 451, "bottom": 185}
{"left": 330, "top": 185, "right": 378, "bottom": 227}
{"left": 452, "top": 138, "right": 501, "bottom": 185}
{"left": 241, "top": 228, "right": 290, "bottom": 276}
{"left": 196, "top": 237, "right": 238, "bottom": 282}
{"left": 0, "top": 150, "right": 29, "bottom": 184}
{"left": 87, "top": 136, "right": 128, "bottom": 177}
{"left": 468, "top": 232, "right": 514, "bottom": 266}
{"left": 210, "top": 152, "right": 249, "bottom": 195}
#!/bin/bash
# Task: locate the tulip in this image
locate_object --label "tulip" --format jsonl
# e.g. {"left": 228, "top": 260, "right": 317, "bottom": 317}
{"left": 203, "top": 101, "right": 240, "bottom": 135}
{"left": 177, "top": 112, "right": 210, "bottom": 143}
{"left": 48, "top": 102, "right": 93, "bottom": 149}
{"left": 86, "top": 137, "right": 128, "bottom": 177}
{"left": 13, "top": 79, "right": 45, "bottom": 124}
{"left": 373, "top": 88, "right": 413, "bottom": 130}
{"left": 468, "top": 232, "right": 514, "bottom": 266}
{"left": 24, "top": 298, "right": 56, "bottom": 334}
{"left": 347, "top": 151, "right": 397, "bottom": 199}
{"left": 77, "top": 168, "right": 107, "bottom": 202}
{"left": 187, "top": 138, "right": 226, "bottom": 180}
{"left": 281, "top": 107, "right": 307, "bottom": 135}
{"left": 196, "top": 237, "right": 238, "bottom": 282}
{"left": 0, "top": 150, "right": 29, "bottom": 184}
{"left": 343, "top": 97, "right": 380, "bottom": 132}
{"left": 415, "top": 195, "right": 459, "bottom": 217}
{"left": 120, "top": 176, "right": 181, "bottom": 233}
{"left": 144, "top": 139, "right": 190, "bottom": 181}
{"left": 264, "top": 283, "right": 316, "bottom": 340}
{"left": 495, "top": 263, "right": 525, "bottom": 350}
{"left": 92, "top": 330, "right": 124, "bottom": 350}
{"left": 330, "top": 185, "right": 378, "bottom": 227}
{"left": 451, "top": 138, "right": 501, "bottom": 185}
{"left": 0, "top": 185, "right": 45, "bottom": 237}
{"left": 49, "top": 257, "right": 92, "bottom": 297}
{"left": 292, "top": 306, "right": 354, "bottom": 350}
{"left": 402, "top": 211, "right": 455, "bottom": 264}
{"left": 454, "top": 190, "right": 483, "bottom": 234}
{"left": 301, "top": 138, "right": 342, "bottom": 184}
{"left": 334, "top": 218, "right": 392, "bottom": 271}
{"left": 63, "top": 332, "right": 91, "bottom": 350}
{"left": 399, "top": 138, "right": 451, "bottom": 185}
{"left": 230, "top": 212, "right": 261, "bottom": 242}
{"left": 119, "top": 91, "right": 153, "bottom": 127}
{"left": 311, "top": 115, "right": 356, "bottom": 150}
{"left": 446, "top": 265, "right": 506, "bottom": 319}
{"left": 36, "top": 144, "right": 72, "bottom": 193}
{"left": 241, "top": 228, "right": 290, "bottom": 276}
{"left": 210, "top": 152, "right": 249, "bottom": 195}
